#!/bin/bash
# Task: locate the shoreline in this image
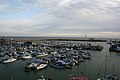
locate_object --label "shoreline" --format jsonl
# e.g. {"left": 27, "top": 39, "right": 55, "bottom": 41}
{"left": 0, "top": 36, "right": 109, "bottom": 42}
{"left": 1, "top": 36, "right": 120, "bottom": 42}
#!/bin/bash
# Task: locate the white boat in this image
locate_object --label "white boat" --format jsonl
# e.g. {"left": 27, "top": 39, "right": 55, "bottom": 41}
{"left": 25, "top": 62, "right": 38, "bottom": 71}
{"left": 25, "top": 63, "right": 38, "bottom": 69}
{"left": 3, "top": 57, "right": 17, "bottom": 64}
{"left": 21, "top": 54, "right": 32, "bottom": 59}
{"left": 79, "top": 58, "right": 84, "bottom": 62}
{"left": 21, "top": 53, "right": 32, "bottom": 59}
{"left": 50, "top": 51, "right": 58, "bottom": 54}
{"left": 34, "top": 64, "right": 48, "bottom": 70}
{"left": 25, "top": 62, "right": 48, "bottom": 71}
{"left": 36, "top": 52, "right": 48, "bottom": 58}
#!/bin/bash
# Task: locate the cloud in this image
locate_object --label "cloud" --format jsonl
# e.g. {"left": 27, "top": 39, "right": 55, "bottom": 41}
{"left": 0, "top": 0, "right": 120, "bottom": 38}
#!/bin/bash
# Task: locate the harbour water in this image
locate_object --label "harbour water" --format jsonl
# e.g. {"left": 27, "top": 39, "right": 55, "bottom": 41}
{"left": 0, "top": 42, "right": 120, "bottom": 80}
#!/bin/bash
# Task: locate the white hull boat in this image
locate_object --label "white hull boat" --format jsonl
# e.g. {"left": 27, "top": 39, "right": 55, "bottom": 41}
{"left": 35, "top": 64, "right": 48, "bottom": 70}
{"left": 3, "top": 57, "right": 17, "bottom": 64}
{"left": 21, "top": 54, "right": 32, "bottom": 59}
{"left": 36, "top": 53, "right": 48, "bottom": 58}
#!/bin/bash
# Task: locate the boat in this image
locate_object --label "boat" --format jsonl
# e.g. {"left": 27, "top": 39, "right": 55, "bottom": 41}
{"left": 109, "top": 43, "right": 120, "bottom": 52}
{"left": 36, "top": 52, "right": 48, "bottom": 58}
{"left": 79, "top": 58, "right": 84, "bottom": 62}
{"left": 80, "top": 34, "right": 103, "bottom": 51}
{"left": 21, "top": 52, "right": 32, "bottom": 59}
{"left": 50, "top": 60, "right": 66, "bottom": 69}
{"left": 3, "top": 57, "right": 17, "bottom": 64}
{"left": 25, "top": 62, "right": 37, "bottom": 71}
{"left": 25, "top": 62, "right": 48, "bottom": 71}
{"left": 81, "top": 52, "right": 91, "bottom": 60}
{"left": 107, "top": 39, "right": 112, "bottom": 44}
{"left": 83, "top": 44, "right": 103, "bottom": 51}
{"left": 34, "top": 63, "right": 48, "bottom": 70}
{"left": 36, "top": 58, "right": 49, "bottom": 64}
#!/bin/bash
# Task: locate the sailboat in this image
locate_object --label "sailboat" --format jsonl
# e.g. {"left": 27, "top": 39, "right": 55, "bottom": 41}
{"left": 97, "top": 55, "right": 119, "bottom": 80}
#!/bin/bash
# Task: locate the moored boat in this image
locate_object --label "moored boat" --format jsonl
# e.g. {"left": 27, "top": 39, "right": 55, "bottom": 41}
{"left": 25, "top": 62, "right": 37, "bottom": 71}
{"left": 50, "top": 60, "right": 66, "bottom": 69}
{"left": 25, "top": 62, "right": 48, "bottom": 71}
{"left": 21, "top": 53, "right": 32, "bottom": 59}
{"left": 36, "top": 58, "right": 49, "bottom": 64}
{"left": 36, "top": 52, "right": 48, "bottom": 58}
{"left": 3, "top": 57, "right": 17, "bottom": 64}
{"left": 34, "top": 63, "right": 48, "bottom": 70}
{"left": 109, "top": 43, "right": 120, "bottom": 52}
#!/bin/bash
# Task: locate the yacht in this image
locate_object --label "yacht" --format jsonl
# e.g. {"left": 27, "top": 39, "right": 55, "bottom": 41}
{"left": 3, "top": 57, "right": 17, "bottom": 64}
{"left": 36, "top": 52, "right": 48, "bottom": 58}
{"left": 21, "top": 53, "right": 32, "bottom": 59}
{"left": 25, "top": 62, "right": 48, "bottom": 71}
{"left": 25, "top": 62, "right": 38, "bottom": 71}
{"left": 34, "top": 63, "right": 48, "bottom": 70}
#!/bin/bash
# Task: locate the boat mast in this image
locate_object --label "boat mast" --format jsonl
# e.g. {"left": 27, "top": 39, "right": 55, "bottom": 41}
{"left": 85, "top": 34, "right": 87, "bottom": 45}
{"left": 11, "top": 38, "right": 13, "bottom": 48}
{"left": 104, "top": 55, "right": 107, "bottom": 76}
{"left": 11, "top": 77, "right": 13, "bottom": 80}
{"left": 112, "top": 64, "right": 114, "bottom": 75}
{"left": 85, "top": 34, "right": 87, "bottom": 50}
{"left": 97, "top": 58, "right": 105, "bottom": 76}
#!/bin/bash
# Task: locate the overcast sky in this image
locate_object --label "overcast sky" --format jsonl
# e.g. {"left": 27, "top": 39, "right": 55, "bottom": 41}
{"left": 0, "top": 0, "right": 120, "bottom": 38}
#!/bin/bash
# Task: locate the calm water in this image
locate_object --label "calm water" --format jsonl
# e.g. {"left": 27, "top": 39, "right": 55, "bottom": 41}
{"left": 0, "top": 42, "right": 120, "bottom": 80}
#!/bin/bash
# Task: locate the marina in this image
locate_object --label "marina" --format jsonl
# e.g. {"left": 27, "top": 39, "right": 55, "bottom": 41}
{"left": 0, "top": 37, "right": 120, "bottom": 80}
{"left": 1, "top": 0, "right": 120, "bottom": 80}
{"left": 0, "top": 0, "right": 120, "bottom": 80}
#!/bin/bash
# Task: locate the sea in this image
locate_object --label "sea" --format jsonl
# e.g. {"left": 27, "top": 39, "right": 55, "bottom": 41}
{"left": 0, "top": 42, "right": 120, "bottom": 80}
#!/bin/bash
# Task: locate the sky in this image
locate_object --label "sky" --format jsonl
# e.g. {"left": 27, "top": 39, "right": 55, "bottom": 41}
{"left": 0, "top": 0, "right": 120, "bottom": 38}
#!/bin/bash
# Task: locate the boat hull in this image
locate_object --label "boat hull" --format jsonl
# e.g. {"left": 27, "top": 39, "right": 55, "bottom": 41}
{"left": 3, "top": 58, "right": 17, "bottom": 64}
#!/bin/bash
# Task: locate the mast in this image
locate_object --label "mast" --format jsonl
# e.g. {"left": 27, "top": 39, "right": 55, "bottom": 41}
{"left": 112, "top": 64, "right": 114, "bottom": 75}
{"left": 97, "top": 59, "right": 105, "bottom": 76}
{"left": 10, "top": 38, "right": 13, "bottom": 48}
{"left": 104, "top": 55, "right": 107, "bottom": 76}
{"left": 85, "top": 34, "right": 87, "bottom": 45}
{"left": 84, "top": 34, "right": 87, "bottom": 50}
